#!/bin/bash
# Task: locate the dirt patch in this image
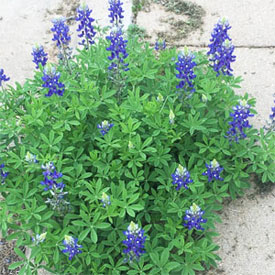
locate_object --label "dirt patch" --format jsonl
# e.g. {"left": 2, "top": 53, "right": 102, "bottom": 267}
{"left": 0, "top": 238, "right": 24, "bottom": 275}
{"left": 45, "top": 0, "right": 80, "bottom": 22}
{"left": 136, "top": 0, "right": 205, "bottom": 44}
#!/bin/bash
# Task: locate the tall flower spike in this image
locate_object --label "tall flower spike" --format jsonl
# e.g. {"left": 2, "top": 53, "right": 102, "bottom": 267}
{"left": 76, "top": 4, "right": 96, "bottom": 47}
{"left": 208, "top": 18, "right": 236, "bottom": 76}
{"left": 202, "top": 159, "right": 224, "bottom": 182}
{"left": 172, "top": 164, "right": 193, "bottom": 190}
{"left": 42, "top": 65, "right": 65, "bottom": 97}
{"left": 31, "top": 44, "right": 48, "bottom": 69}
{"left": 97, "top": 120, "right": 114, "bottom": 136}
{"left": 0, "top": 164, "right": 9, "bottom": 185}
{"left": 226, "top": 99, "right": 254, "bottom": 142}
{"left": 40, "top": 162, "right": 64, "bottom": 191}
{"left": 108, "top": 0, "right": 124, "bottom": 26}
{"left": 0, "top": 69, "right": 10, "bottom": 87}
{"left": 183, "top": 203, "right": 207, "bottom": 230}
{"left": 122, "top": 222, "right": 146, "bottom": 262}
{"left": 62, "top": 235, "right": 82, "bottom": 260}
{"left": 106, "top": 27, "right": 129, "bottom": 71}
{"left": 175, "top": 47, "right": 197, "bottom": 95}
{"left": 51, "top": 17, "right": 71, "bottom": 48}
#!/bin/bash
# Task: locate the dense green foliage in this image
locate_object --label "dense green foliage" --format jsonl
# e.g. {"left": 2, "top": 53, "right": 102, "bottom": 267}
{"left": 0, "top": 31, "right": 274, "bottom": 275}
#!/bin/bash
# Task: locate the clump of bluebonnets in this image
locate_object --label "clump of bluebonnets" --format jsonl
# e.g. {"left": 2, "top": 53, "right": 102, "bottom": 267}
{"left": 155, "top": 39, "right": 166, "bottom": 51}
{"left": 62, "top": 235, "right": 82, "bottom": 260}
{"left": 172, "top": 164, "right": 193, "bottom": 190}
{"left": 226, "top": 99, "right": 254, "bottom": 142}
{"left": 202, "top": 159, "right": 224, "bottom": 182}
{"left": 31, "top": 44, "right": 48, "bottom": 69}
{"left": 97, "top": 120, "right": 114, "bottom": 136}
{"left": 0, "top": 164, "right": 8, "bottom": 185}
{"left": 40, "top": 162, "right": 64, "bottom": 191}
{"left": 41, "top": 65, "right": 65, "bottom": 97}
{"left": 175, "top": 47, "right": 197, "bottom": 95}
{"left": 122, "top": 222, "right": 146, "bottom": 262}
{"left": 76, "top": 4, "right": 96, "bottom": 48}
{"left": 0, "top": 69, "right": 10, "bottom": 87}
{"left": 108, "top": 0, "right": 124, "bottom": 26}
{"left": 183, "top": 203, "right": 207, "bottom": 230}
{"left": 208, "top": 18, "right": 236, "bottom": 76}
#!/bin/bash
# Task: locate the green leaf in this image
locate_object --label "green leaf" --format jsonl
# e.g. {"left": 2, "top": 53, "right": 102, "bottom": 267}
{"left": 90, "top": 228, "right": 98, "bottom": 243}
{"left": 8, "top": 261, "right": 24, "bottom": 270}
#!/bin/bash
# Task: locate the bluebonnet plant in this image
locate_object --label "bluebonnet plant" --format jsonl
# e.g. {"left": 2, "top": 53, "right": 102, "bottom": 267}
{"left": 106, "top": 27, "right": 129, "bottom": 71}
{"left": 97, "top": 120, "right": 114, "bottom": 136}
{"left": 31, "top": 44, "right": 48, "bottom": 69}
{"left": 62, "top": 235, "right": 82, "bottom": 260}
{"left": 42, "top": 65, "right": 65, "bottom": 97}
{"left": 51, "top": 17, "right": 71, "bottom": 48}
{"left": 172, "top": 164, "right": 193, "bottom": 190}
{"left": 175, "top": 47, "right": 197, "bottom": 95}
{"left": 101, "top": 192, "right": 111, "bottom": 207}
{"left": 270, "top": 101, "right": 275, "bottom": 122}
{"left": 122, "top": 222, "right": 146, "bottom": 262}
{"left": 25, "top": 152, "right": 38, "bottom": 163}
{"left": 0, "top": 164, "right": 9, "bottom": 185}
{"left": 202, "top": 159, "right": 224, "bottom": 182}
{"left": 0, "top": 69, "right": 10, "bottom": 87}
{"left": 32, "top": 232, "right": 47, "bottom": 245}
{"left": 76, "top": 4, "right": 96, "bottom": 47}
{"left": 155, "top": 40, "right": 166, "bottom": 51}
{"left": 40, "top": 162, "right": 64, "bottom": 191}
{"left": 226, "top": 99, "right": 254, "bottom": 142}
{"left": 208, "top": 18, "right": 236, "bottom": 76}
{"left": 108, "top": 0, "right": 124, "bottom": 26}
{"left": 183, "top": 203, "right": 207, "bottom": 230}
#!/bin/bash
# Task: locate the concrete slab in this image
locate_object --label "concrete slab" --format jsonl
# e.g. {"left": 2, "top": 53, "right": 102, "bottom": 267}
{"left": 0, "top": 0, "right": 132, "bottom": 84}
{"left": 136, "top": 0, "right": 275, "bottom": 47}
{"left": 210, "top": 187, "right": 275, "bottom": 275}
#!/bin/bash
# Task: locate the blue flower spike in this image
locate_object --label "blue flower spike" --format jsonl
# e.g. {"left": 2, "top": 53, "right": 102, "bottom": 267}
{"left": 51, "top": 17, "right": 71, "bottom": 48}
{"left": 97, "top": 120, "right": 114, "bottom": 136}
{"left": 155, "top": 39, "right": 166, "bottom": 51}
{"left": 40, "top": 162, "right": 64, "bottom": 191}
{"left": 175, "top": 46, "right": 197, "bottom": 95}
{"left": 32, "top": 232, "right": 47, "bottom": 245}
{"left": 108, "top": 0, "right": 124, "bottom": 26}
{"left": 208, "top": 18, "right": 236, "bottom": 76}
{"left": 0, "top": 163, "right": 9, "bottom": 185}
{"left": 226, "top": 99, "right": 254, "bottom": 142}
{"left": 76, "top": 4, "right": 96, "bottom": 47}
{"left": 32, "top": 44, "right": 48, "bottom": 69}
{"left": 172, "top": 164, "right": 193, "bottom": 190}
{"left": 202, "top": 159, "right": 224, "bottom": 183}
{"left": 0, "top": 69, "right": 10, "bottom": 87}
{"left": 101, "top": 192, "right": 111, "bottom": 207}
{"left": 62, "top": 235, "right": 82, "bottom": 260}
{"left": 122, "top": 222, "right": 146, "bottom": 262}
{"left": 106, "top": 26, "right": 129, "bottom": 71}
{"left": 183, "top": 203, "right": 207, "bottom": 230}
{"left": 42, "top": 65, "right": 65, "bottom": 97}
